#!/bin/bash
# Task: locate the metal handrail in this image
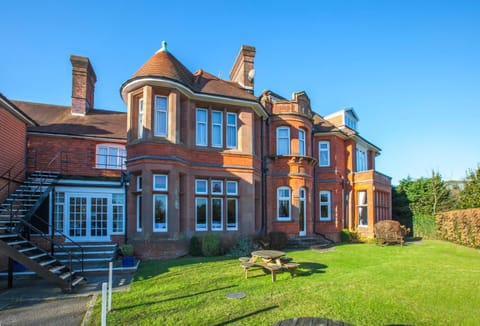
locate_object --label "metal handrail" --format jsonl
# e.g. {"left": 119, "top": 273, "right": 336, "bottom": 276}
{"left": 18, "top": 214, "right": 85, "bottom": 273}
{"left": 0, "top": 158, "right": 27, "bottom": 196}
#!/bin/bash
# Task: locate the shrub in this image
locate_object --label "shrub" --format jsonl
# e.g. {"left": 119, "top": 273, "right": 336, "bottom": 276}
{"left": 341, "top": 229, "right": 351, "bottom": 243}
{"left": 268, "top": 232, "right": 288, "bottom": 250}
{"left": 189, "top": 236, "right": 202, "bottom": 256}
{"left": 120, "top": 244, "right": 134, "bottom": 257}
{"left": 201, "top": 233, "right": 221, "bottom": 257}
{"left": 228, "top": 236, "right": 254, "bottom": 257}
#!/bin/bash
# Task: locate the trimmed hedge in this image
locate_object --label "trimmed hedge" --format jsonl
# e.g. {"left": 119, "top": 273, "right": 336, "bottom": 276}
{"left": 436, "top": 208, "right": 480, "bottom": 248}
{"left": 413, "top": 214, "right": 438, "bottom": 239}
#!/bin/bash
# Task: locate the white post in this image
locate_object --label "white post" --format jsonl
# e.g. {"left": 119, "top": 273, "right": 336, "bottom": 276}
{"left": 101, "top": 282, "right": 107, "bottom": 326}
{"left": 108, "top": 261, "right": 113, "bottom": 312}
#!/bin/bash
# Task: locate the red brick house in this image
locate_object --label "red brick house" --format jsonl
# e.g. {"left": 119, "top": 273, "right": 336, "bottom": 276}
{"left": 1, "top": 43, "right": 391, "bottom": 269}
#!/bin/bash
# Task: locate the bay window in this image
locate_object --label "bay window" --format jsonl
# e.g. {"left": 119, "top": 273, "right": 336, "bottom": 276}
{"left": 212, "top": 111, "right": 223, "bottom": 147}
{"left": 358, "top": 191, "right": 368, "bottom": 226}
{"left": 196, "top": 108, "right": 208, "bottom": 146}
{"left": 299, "top": 129, "right": 306, "bottom": 156}
{"left": 154, "top": 96, "right": 168, "bottom": 137}
{"left": 226, "top": 112, "right": 237, "bottom": 148}
{"left": 277, "top": 127, "right": 290, "bottom": 155}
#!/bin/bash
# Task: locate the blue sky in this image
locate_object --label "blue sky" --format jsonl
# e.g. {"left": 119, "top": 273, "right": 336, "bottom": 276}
{"left": 1, "top": 1, "right": 479, "bottom": 185}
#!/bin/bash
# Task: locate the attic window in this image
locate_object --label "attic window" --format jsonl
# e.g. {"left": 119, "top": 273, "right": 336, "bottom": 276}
{"left": 345, "top": 113, "right": 357, "bottom": 130}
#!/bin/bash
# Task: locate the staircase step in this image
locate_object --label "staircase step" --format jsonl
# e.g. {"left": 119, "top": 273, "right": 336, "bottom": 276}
{"left": 30, "top": 252, "right": 48, "bottom": 260}
{"left": 0, "top": 234, "right": 17, "bottom": 239}
{"left": 71, "top": 276, "right": 84, "bottom": 287}
{"left": 49, "top": 265, "right": 67, "bottom": 273}
{"left": 7, "top": 240, "right": 28, "bottom": 246}
{"left": 59, "top": 271, "right": 73, "bottom": 280}
{"left": 39, "top": 259, "right": 57, "bottom": 267}
{"left": 19, "top": 246, "right": 37, "bottom": 253}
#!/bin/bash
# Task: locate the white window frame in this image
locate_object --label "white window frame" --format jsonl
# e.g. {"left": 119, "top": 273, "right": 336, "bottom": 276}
{"left": 211, "top": 180, "right": 223, "bottom": 195}
{"left": 211, "top": 197, "right": 223, "bottom": 231}
{"left": 112, "top": 194, "right": 125, "bottom": 234}
{"left": 195, "top": 179, "right": 208, "bottom": 195}
{"left": 211, "top": 110, "right": 223, "bottom": 148}
{"left": 358, "top": 191, "right": 368, "bottom": 227}
{"left": 277, "top": 186, "right": 291, "bottom": 221}
{"left": 356, "top": 145, "right": 368, "bottom": 172}
{"left": 138, "top": 98, "right": 144, "bottom": 139}
{"left": 136, "top": 176, "right": 142, "bottom": 192}
{"left": 226, "top": 198, "right": 238, "bottom": 231}
{"left": 153, "top": 194, "right": 168, "bottom": 232}
{"left": 195, "top": 197, "right": 208, "bottom": 231}
{"left": 154, "top": 95, "right": 168, "bottom": 137}
{"left": 226, "top": 181, "right": 238, "bottom": 195}
{"left": 345, "top": 113, "right": 357, "bottom": 130}
{"left": 319, "top": 141, "right": 330, "bottom": 167}
{"left": 136, "top": 195, "right": 142, "bottom": 232}
{"left": 196, "top": 108, "right": 208, "bottom": 146}
{"left": 319, "top": 190, "right": 331, "bottom": 221}
{"left": 299, "top": 129, "right": 306, "bottom": 156}
{"left": 226, "top": 112, "right": 237, "bottom": 149}
{"left": 53, "top": 192, "right": 65, "bottom": 234}
{"left": 276, "top": 127, "right": 290, "bottom": 155}
{"left": 153, "top": 174, "right": 168, "bottom": 191}
{"left": 96, "top": 144, "right": 126, "bottom": 170}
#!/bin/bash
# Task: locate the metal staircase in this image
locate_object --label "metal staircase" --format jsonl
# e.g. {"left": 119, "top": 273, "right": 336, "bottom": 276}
{"left": 0, "top": 171, "right": 85, "bottom": 292}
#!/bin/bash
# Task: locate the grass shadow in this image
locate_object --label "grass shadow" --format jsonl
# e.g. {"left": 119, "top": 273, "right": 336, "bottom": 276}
{"left": 214, "top": 305, "right": 279, "bottom": 325}
{"left": 295, "top": 262, "right": 328, "bottom": 277}
{"left": 113, "top": 285, "right": 237, "bottom": 311}
{"left": 135, "top": 255, "right": 235, "bottom": 280}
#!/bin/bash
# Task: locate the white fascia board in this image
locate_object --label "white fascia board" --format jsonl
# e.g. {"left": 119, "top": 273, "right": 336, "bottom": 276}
{"left": 352, "top": 135, "right": 381, "bottom": 153}
{"left": 121, "top": 78, "right": 268, "bottom": 119}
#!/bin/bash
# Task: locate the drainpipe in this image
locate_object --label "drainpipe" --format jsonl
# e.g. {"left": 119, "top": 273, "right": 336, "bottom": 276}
{"left": 121, "top": 172, "right": 130, "bottom": 244}
{"left": 262, "top": 118, "right": 270, "bottom": 236}
{"left": 311, "top": 132, "right": 317, "bottom": 234}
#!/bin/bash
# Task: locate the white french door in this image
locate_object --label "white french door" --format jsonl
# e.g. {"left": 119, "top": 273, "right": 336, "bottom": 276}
{"left": 67, "top": 194, "right": 110, "bottom": 241}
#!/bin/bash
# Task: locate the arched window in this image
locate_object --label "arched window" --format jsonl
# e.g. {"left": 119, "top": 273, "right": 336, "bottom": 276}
{"left": 277, "top": 187, "right": 291, "bottom": 220}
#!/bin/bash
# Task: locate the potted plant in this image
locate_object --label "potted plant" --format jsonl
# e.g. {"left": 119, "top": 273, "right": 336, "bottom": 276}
{"left": 120, "top": 244, "right": 135, "bottom": 267}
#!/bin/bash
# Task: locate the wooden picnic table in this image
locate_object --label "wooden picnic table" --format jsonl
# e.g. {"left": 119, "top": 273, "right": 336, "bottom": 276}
{"left": 240, "top": 250, "right": 299, "bottom": 282}
{"left": 251, "top": 250, "right": 286, "bottom": 265}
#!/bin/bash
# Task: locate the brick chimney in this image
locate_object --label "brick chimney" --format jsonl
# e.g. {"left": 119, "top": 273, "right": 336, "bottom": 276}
{"left": 70, "top": 55, "right": 97, "bottom": 115}
{"left": 229, "top": 45, "right": 256, "bottom": 94}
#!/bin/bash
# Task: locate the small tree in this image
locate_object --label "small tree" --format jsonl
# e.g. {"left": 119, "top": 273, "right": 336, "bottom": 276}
{"left": 457, "top": 166, "right": 480, "bottom": 209}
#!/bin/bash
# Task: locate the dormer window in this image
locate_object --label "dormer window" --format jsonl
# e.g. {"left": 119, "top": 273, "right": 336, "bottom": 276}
{"left": 345, "top": 114, "right": 357, "bottom": 130}
{"left": 344, "top": 109, "right": 358, "bottom": 131}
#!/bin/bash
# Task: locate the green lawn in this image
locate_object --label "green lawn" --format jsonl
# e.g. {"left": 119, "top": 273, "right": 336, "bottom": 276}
{"left": 90, "top": 240, "right": 480, "bottom": 325}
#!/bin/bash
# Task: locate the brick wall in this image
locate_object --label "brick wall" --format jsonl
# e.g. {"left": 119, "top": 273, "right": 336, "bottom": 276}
{"left": 0, "top": 108, "right": 27, "bottom": 201}
{"left": 27, "top": 134, "right": 125, "bottom": 177}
